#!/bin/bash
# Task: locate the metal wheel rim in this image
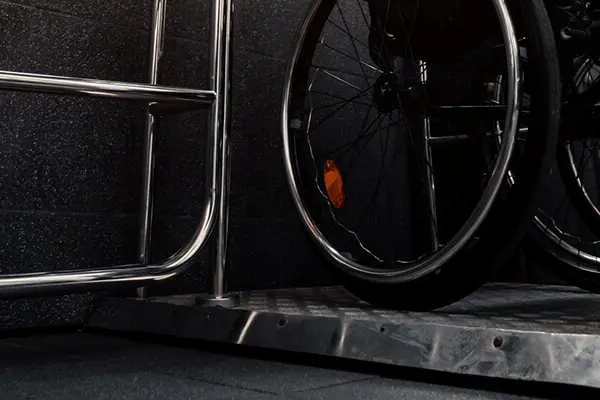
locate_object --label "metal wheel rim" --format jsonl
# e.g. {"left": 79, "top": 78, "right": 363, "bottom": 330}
{"left": 534, "top": 145, "right": 600, "bottom": 266}
{"left": 281, "top": 0, "right": 521, "bottom": 283}
{"left": 535, "top": 58, "right": 600, "bottom": 268}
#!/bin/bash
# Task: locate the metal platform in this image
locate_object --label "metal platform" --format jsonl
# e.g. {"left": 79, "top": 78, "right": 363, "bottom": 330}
{"left": 88, "top": 283, "right": 600, "bottom": 389}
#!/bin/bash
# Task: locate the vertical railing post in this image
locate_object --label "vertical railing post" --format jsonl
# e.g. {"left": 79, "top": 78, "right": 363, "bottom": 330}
{"left": 137, "top": 0, "right": 168, "bottom": 298}
{"left": 197, "top": 0, "right": 239, "bottom": 307}
{"left": 418, "top": 60, "right": 439, "bottom": 251}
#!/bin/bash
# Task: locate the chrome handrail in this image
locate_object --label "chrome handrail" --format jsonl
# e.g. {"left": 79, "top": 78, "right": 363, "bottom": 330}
{"left": 0, "top": 71, "right": 216, "bottom": 104}
{"left": 0, "top": 0, "right": 234, "bottom": 301}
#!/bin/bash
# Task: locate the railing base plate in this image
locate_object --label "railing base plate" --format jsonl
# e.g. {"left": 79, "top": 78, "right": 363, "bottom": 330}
{"left": 195, "top": 293, "right": 240, "bottom": 308}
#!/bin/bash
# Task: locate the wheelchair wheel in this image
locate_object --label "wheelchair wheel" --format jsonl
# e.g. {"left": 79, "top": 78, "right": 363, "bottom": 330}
{"left": 531, "top": 57, "right": 600, "bottom": 293}
{"left": 281, "top": 0, "right": 559, "bottom": 310}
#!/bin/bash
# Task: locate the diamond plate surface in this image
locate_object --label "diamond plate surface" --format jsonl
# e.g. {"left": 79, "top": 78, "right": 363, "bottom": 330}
{"left": 148, "top": 283, "right": 600, "bottom": 334}
{"left": 239, "top": 284, "right": 599, "bottom": 328}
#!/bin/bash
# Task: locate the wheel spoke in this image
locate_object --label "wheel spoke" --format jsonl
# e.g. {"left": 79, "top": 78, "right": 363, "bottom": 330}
{"left": 307, "top": 82, "right": 374, "bottom": 134}
{"left": 309, "top": 88, "right": 371, "bottom": 107}
{"left": 319, "top": 41, "right": 382, "bottom": 74}
{"left": 334, "top": 1, "right": 372, "bottom": 85}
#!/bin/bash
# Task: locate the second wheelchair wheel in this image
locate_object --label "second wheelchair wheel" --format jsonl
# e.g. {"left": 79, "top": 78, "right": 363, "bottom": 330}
{"left": 282, "top": 0, "right": 560, "bottom": 310}
{"left": 531, "top": 56, "right": 600, "bottom": 293}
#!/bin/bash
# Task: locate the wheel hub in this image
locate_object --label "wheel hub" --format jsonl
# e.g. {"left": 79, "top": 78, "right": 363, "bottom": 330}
{"left": 373, "top": 72, "right": 424, "bottom": 114}
{"left": 373, "top": 73, "right": 402, "bottom": 113}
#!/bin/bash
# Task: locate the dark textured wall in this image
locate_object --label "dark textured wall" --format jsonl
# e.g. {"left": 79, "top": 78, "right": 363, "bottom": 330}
{"left": 0, "top": 0, "right": 335, "bottom": 329}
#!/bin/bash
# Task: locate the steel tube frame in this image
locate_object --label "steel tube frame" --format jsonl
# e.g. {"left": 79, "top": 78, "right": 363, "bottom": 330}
{"left": 0, "top": 0, "right": 233, "bottom": 299}
{"left": 0, "top": 71, "right": 216, "bottom": 105}
{"left": 418, "top": 60, "right": 439, "bottom": 250}
{"left": 212, "top": 0, "right": 233, "bottom": 300}
{"left": 199, "top": 0, "right": 239, "bottom": 306}
{"left": 136, "top": 0, "right": 168, "bottom": 299}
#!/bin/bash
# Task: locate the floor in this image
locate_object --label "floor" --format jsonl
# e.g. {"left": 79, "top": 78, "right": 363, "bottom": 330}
{"left": 0, "top": 331, "right": 577, "bottom": 399}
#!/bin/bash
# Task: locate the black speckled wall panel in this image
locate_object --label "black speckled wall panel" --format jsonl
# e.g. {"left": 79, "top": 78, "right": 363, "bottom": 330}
{"left": 0, "top": 211, "right": 137, "bottom": 273}
{"left": 0, "top": 2, "right": 147, "bottom": 80}
{"left": 235, "top": 0, "right": 311, "bottom": 59}
{"left": 0, "top": 95, "right": 144, "bottom": 213}
{"left": 230, "top": 51, "right": 295, "bottom": 219}
{"left": 9, "top": 0, "right": 210, "bottom": 40}
{"left": 0, "top": 0, "right": 330, "bottom": 330}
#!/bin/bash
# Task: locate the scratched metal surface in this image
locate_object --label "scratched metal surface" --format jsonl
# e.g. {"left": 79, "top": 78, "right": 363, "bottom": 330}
{"left": 90, "top": 284, "right": 600, "bottom": 389}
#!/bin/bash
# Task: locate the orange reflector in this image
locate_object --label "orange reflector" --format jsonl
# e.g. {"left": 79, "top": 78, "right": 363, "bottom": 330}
{"left": 324, "top": 160, "right": 345, "bottom": 209}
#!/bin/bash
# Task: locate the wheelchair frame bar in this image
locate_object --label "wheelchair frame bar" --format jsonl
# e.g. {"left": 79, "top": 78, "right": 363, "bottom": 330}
{"left": 0, "top": 0, "right": 233, "bottom": 299}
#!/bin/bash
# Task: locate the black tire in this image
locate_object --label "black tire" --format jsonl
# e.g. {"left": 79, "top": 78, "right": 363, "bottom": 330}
{"left": 285, "top": 0, "right": 560, "bottom": 310}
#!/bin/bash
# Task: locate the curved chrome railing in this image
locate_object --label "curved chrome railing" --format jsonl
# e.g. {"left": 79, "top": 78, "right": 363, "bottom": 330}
{"left": 0, "top": 0, "right": 234, "bottom": 300}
